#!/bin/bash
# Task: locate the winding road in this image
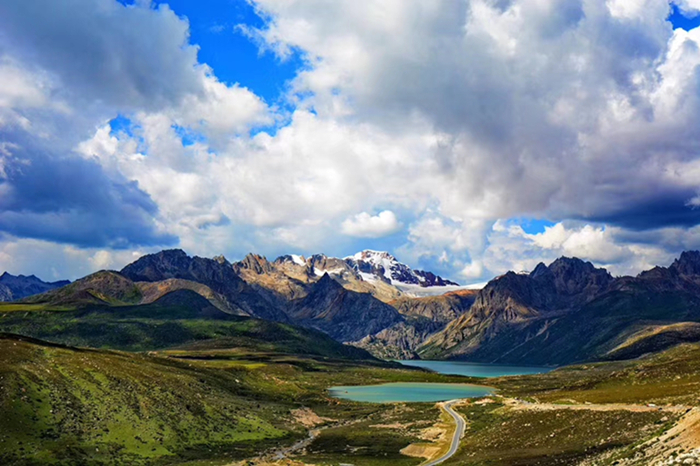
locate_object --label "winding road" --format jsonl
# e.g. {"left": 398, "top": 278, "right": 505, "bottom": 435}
{"left": 423, "top": 400, "right": 466, "bottom": 466}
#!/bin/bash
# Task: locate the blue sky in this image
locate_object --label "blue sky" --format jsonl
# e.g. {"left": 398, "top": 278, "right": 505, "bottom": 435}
{"left": 152, "top": 0, "right": 304, "bottom": 104}
{"left": 669, "top": 3, "right": 700, "bottom": 30}
{"left": 2, "top": 0, "right": 700, "bottom": 283}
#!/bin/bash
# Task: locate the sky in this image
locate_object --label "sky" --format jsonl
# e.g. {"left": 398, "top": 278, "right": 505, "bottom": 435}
{"left": 2, "top": 0, "right": 700, "bottom": 284}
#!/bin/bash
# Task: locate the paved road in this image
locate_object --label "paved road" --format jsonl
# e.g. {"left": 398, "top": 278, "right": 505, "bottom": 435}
{"left": 423, "top": 400, "right": 466, "bottom": 466}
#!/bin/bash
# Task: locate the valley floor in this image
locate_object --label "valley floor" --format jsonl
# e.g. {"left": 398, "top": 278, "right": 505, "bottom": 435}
{"left": 5, "top": 332, "right": 700, "bottom": 466}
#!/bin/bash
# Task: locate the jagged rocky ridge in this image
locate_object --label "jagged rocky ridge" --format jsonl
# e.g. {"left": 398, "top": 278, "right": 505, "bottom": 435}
{"left": 120, "top": 249, "right": 288, "bottom": 322}
{"left": 420, "top": 251, "right": 700, "bottom": 365}
{"left": 18, "top": 249, "right": 468, "bottom": 352}
{"left": 227, "top": 251, "right": 469, "bottom": 344}
{"left": 10, "top": 249, "right": 468, "bottom": 357}
{"left": 13, "top": 249, "right": 700, "bottom": 364}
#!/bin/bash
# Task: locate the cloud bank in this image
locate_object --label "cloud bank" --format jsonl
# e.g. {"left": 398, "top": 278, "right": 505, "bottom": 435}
{"left": 1, "top": 0, "right": 700, "bottom": 282}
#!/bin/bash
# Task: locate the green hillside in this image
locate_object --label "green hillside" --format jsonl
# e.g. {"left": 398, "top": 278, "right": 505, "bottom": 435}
{"left": 0, "top": 290, "right": 373, "bottom": 359}
{"left": 0, "top": 334, "right": 469, "bottom": 466}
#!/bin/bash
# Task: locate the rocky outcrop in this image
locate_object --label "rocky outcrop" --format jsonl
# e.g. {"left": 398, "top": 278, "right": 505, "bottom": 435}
{"left": 351, "top": 319, "right": 445, "bottom": 359}
{"left": 351, "top": 289, "right": 478, "bottom": 358}
{"left": 121, "top": 249, "right": 288, "bottom": 322}
{"left": 233, "top": 253, "right": 310, "bottom": 302}
{"left": 288, "top": 273, "right": 404, "bottom": 342}
{"left": 390, "top": 289, "right": 478, "bottom": 323}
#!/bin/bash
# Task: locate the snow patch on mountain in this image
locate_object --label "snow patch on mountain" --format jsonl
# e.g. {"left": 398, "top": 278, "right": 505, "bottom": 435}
{"left": 290, "top": 254, "right": 306, "bottom": 266}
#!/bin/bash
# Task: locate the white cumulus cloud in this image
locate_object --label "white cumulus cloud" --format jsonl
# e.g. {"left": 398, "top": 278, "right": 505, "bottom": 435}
{"left": 341, "top": 211, "right": 402, "bottom": 238}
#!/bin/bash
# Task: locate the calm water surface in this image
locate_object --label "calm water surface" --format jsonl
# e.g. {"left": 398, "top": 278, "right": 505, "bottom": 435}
{"left": 329, "top": 382, "right": 494, "bottom": 403}
{"left": 397, "top": 360, "right": 553, "bottom": 378}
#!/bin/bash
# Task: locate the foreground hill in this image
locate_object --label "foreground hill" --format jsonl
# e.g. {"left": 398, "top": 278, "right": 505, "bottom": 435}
{"left": 1, "top": 289, "right": 374, "bottom": 359}
{"left": 421, "top": 251, "right": 700, "bottom": 365}
{"left": 0, "top": 333, "right": 467, "bottom": 466}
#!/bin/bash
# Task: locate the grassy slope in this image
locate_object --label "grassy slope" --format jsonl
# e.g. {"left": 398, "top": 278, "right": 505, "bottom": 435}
{"left": 0, "top": 293, "right": 372, "bottom": 359}
{"left": 21, "top": 271, "right": 143, "bottom": 307}
{"left": 493, "top": 342, "right": 700, "bottom": 406}
{"left": 0, "top": 334, "right": 292, "bottom": 466}
{"left": 447, "top": 402, "right": 668, "bottom": 465}
{"left": 0, "top": 334, "right": 473, "bottom": 466}
{"left": 299, "top": 404, "right": 439, "bottom": 466}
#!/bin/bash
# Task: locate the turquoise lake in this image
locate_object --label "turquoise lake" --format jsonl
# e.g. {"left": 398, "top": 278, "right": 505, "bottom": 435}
{"left": 328, "top": 361, "right": 551, "bottom": 403}
{"left": 328, "top": 382, "right": 495, "bottom": 403}
{"left": 397, "top": 360, "right": 553, "bottom": 378}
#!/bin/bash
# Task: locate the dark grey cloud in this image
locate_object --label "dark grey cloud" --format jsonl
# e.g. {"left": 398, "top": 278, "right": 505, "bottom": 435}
{"left": 0, "top": 0, "right": 202, "bottom": 250}
{"left": 0, "top": 139, "right": 176, "bottom": 249}
{"left": 583, "top": 191, "right": 700, "bottom": 231}
{"left": 0, "top": 0, "right": 202, "bottom": 112}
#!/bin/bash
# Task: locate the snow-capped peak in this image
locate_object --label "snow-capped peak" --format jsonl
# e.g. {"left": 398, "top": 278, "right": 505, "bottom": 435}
{"left": 346, "top": 250, "right": 398, "bottom": 263}
{"left": 344, "top": 250, "right": 459, "bottom": 288}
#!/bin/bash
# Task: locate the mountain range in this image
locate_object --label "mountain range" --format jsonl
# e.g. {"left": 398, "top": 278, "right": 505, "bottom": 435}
{"left": 8, "top": 248, "right": 700, "bottom": 365}
{"left": 0, "top": 272, "right": 69, "bottom": 302}
{"left": 420, "top": 251, "right": 700, "bottom": 364}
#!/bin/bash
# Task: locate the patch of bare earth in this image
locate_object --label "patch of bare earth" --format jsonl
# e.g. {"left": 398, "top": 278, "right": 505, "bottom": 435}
{"left": 231, "top": 460, "right": 316, "bottom": 466}
{"left": 290, "top": 408, "right": 333, "bottom": 428}
{"left": 504, "top": 397, "right": 687, "bottom": 413}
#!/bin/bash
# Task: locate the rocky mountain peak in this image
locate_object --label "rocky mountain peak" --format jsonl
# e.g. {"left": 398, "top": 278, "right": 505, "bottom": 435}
{"left": 155, "top": 249, "right": 189, "bottom": 260}
{"left": 528, "top": 257, "right": 612, "bottom": 298}
{"left": 351, "top": 250, "right": 398, "bottom": 262}
{"left": 234, "top": 254, "right": 274, "bottom": 275}
{"left": 670, "top": 250, "right": 700, "bottom": 276}
{"left": 121, "top": 249, "right": 193, "bottom": 282}
{"left": 529, "top": 262, "right": 549, "bottom": 279}
{"left": 274, "top": 254, "right": 307, "bottom": 266}
{"left": 212, "top": 255, "right": 229, "bottom": 266}
{"left": 315, "top": 272, "right": 341, "bottom": 289}
{"left": 414, "top": 270, "right": 460, "bottom": 287}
